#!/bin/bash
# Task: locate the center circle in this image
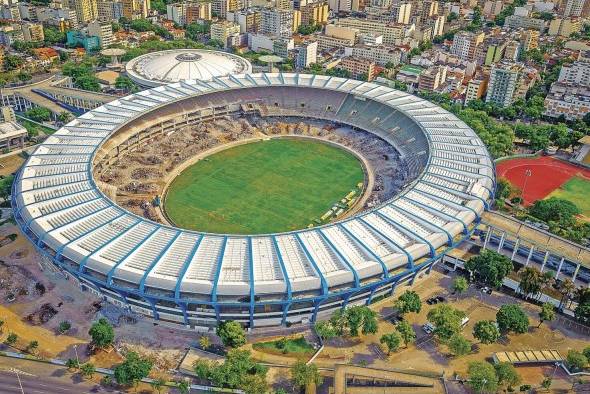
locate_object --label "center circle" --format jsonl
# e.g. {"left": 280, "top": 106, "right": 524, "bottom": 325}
{"left": 175, "top": 53, "right": 202, "bottom": 62}
{"left": 162, "top": 138, "right": 366, "bottom": 235}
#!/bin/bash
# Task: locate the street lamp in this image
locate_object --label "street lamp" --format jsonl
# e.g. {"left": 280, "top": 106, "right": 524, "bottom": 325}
{"left": 522, "top": 169, "right": 532, "bottom": 204}
{"left": 73, "top": 344, "right": 80, "bottom": 370}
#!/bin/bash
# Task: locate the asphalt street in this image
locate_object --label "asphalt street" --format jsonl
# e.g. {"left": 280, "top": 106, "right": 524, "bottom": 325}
{"left": 0, "top": 368, "right": 115, "bottom": 394}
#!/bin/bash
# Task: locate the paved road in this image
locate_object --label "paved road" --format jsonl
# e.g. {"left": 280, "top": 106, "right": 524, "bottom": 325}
{"left": 0, "top": 369, "right": 118, "bottom": 394}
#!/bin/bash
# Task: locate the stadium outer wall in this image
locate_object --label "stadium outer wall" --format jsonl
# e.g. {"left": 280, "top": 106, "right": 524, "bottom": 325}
{"left": 11, "top": 74, "right": 493, "bottom": 330}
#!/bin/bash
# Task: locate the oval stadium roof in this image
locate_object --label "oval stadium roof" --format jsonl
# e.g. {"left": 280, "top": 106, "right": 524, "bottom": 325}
{"left": 125, "top": 49, "right": 253, "bottom": 87}
{"left": 12, "top": 73, "right": 495, "bottom": 327}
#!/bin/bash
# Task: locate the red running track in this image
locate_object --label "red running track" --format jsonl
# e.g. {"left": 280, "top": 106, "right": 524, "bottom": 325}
{"left": 495, "top": 156, "right": 590, "bottom": 205}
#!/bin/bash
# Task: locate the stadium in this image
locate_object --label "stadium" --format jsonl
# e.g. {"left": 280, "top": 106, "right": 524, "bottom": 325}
{"left": 12, "top": 73, "right": 494, "bottom": 329}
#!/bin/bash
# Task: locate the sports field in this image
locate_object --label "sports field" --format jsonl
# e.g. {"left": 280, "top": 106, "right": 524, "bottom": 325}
{"left": 496, "top": 156, "right": 590, "bottom": 205}
{"left": 547, "top": 176, "right": 590, "bottom": 217}
{"left": 164, "top": 138, "right": 365, "bottom": 234}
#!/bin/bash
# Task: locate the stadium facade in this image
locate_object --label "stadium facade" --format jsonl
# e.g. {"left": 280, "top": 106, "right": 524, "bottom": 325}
{"left": 12, "top": 73, "right": 495, "bottom": 329}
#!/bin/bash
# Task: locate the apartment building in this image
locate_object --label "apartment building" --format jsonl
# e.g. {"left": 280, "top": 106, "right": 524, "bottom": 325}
{"left": 123, "top": 0, "right": 150, "bottom": 19}
{"left": 450, "top": 31, "right": 484, "bottom": 62}
{"left": 74, "top": 0, "right": 98, "bottom": 23}
{"left": 22, "top": 22, "right": 44, "bottom": 42}
{"left": 210, "top": 20, "right": 240, "bottom": 46}
{"left": 485, "top": 62, "right": 522, "bottom": 107}
{"left": 340, "top": 56, "right": 376, "bottom": 80}
{"left": 187, "top": 1, "right": 212, "bottom": 23}
{"left": 548, "top": 17, "right": 581, "bottom": 37}
{"left": 418, "top": 65, "right": 447, "bottom": 91}
{"left": 295, "top": 40, "right": 317, "bottom": 68}
{"left": 335, "top": 18, "right": 406, "bottom": 45}
{"left": 98, "top": 0, "right": 123, "bottom": 22}
{"left": 299, "top": 0, "right": 328, "bottom": 25}
{"left": 343, "top": 44, "right": 402, "bottom": 66}
{"left": 88, "top": 20, "right": 113, "bottom": 47}
{"left": 260, "top": 8, "right": 294, "bottom": 37}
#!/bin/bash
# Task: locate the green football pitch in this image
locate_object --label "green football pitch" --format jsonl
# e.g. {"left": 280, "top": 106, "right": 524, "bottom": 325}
{"left": 547, "top": 176, "right": 590, "bottom": 217}
{"left": 164, "top": 138, "right": 365, "bottom": 234}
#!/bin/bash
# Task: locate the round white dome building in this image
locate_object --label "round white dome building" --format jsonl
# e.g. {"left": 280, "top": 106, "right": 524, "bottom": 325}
{"left": 125, "top": 49, "right": 252, "bottom": 87}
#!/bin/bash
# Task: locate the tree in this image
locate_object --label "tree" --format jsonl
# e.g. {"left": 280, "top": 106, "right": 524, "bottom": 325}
{"left": 43, "top": 26, "right": 66, "bottom": 45}
{"left": 80, "top": 363, "right": 95, "bottom": 379}
{"left": 566, "top": 350, "right": 588, "bottom": 370}
{"left": 114, "top": 351, "right": 153, "bottom": 388}
{"left": 206, "top": 349, "right": 268, "bottom": 391}
{"left": 176, "top": 378, "right": 190, "bottom": 394}
{"left": 342, "top": 305, "right": 378, "bottom": 336}
{"left": 447, "top": 334, "right": 471, "bottom": 356}
{"left": 530, "top": 197, "right": 580, "bottom": 225}
{"left": 465, "top": 250, "right": 513, "bottom": 288}
{"left": 451, "top": 276, "right": 469, "bottom": 297}
{"left": 396, "top": 320, "right": 416, "bottom": 348}
{"left": 216, "top": 321, "right": 246, "bottom": 348}
{"left": 27, "top": 340, "right": 39, "bottom": 353}
{"left": 25, "top": 107, "right": 52, "bottom": 123}
{"left": 467, "top": 361, "right": 499, "bottom": 393}
{"left": 199, "top": 335, "right": 211, "bottom": 350}
{"left": 4, "top": 55, "right": 24, "bottom": 71}
{"left": 5, "top": 332, "right": 17, "bottom": 345}
{"left": 495, "top": 362, "right": 521, "bottom": 389}
{"left": 291, "top": 360, "right": 323, "bottom": 390}
{"left": 541, "top": 377, "right": 552, "bottom": 390}
{"left": 314, "top": 320, "right": 338, "bottom": 340}
{"left": 583, "top": 346, "right": 590, "bottom": 360}
{"left": 57, "top": 112, "right": 72, "bottom": 124}
{"left": 58, "top": 320, "right": 72, "bottom": 334}
{"left": 193, "top": 359, "right": 212, "bottom": 379}
{"left": 66, "top": 358, "right": 79, "bottom": 370}
{"left": 557, "top": 279, "right": 576, "bottom": 310}
{"left": 380, "top": 332, "right": 401, "bottom": 354}
{"left": 575, "top": 302, "right": 590, "bottom": 325}
{"left": 395, "top": 290, "right": 422, "bottom": 315}
{"left": 538, "top": 302, "right": 556, "bottom": 327}
{"left": 518, "top": 267, "right": 543, "bottom": 299}
{"left": 115, "top": 75, "right": 138, "bottom": 92}
{"left": 473, "top": 320, "right": 500, "bottom": 344}
{"left": 427, "top": 304, "right": 466, "bottom": 342}
{"left": 150, "top": 377, "right": 166, "bottom": 393}
{"left": 496, "top": 305, "right": 529, "bottom": 334}
{"left": 88, "top": 318, "right": 115, "bottom": 349}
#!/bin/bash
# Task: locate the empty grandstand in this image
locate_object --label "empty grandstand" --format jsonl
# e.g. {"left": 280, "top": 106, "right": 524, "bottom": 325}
{"left": 12, "top": 73, "right": 494, "bottom": 329}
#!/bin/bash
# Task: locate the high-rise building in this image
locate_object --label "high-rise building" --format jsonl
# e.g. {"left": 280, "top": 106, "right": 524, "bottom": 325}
{"left": 210, "top": 20, "right": 240, "bottom": 47}
{"left": 21, "top": 22, "right": 44, "bottom": 41}
{"left": 450, "top": 31, "right": 484, "bottom": 61}
{"left": 276, "top": 0, "right": 292, "bottom": 9}
{"left": 548, "top": 17, "right": 581, "bottom": 37}
{"left": 260, "top": 8, "right": 293, "bottom": 37}
{"left": 328, "top": 0, "right": 351, "bottom": 12}
{"left": 391, "top": 2, "right": 411, "bottom": 24}
{"left": 212, "top": 0, "right": 241, "bottom": 18}
{"left": 88, "top": 20, "right": 113, "bottom": 47}
{"left": 336, "top": 18, "right": 406, "bottom": 45}
{"left": 123, "top": 0, "right": 150, "bottom": 20}
{"left": 295, "top": 40, "right": 317, "bottom": 68}
{"left": 299, "top": 0, "right": 328, "bottom": 25}
{"left": 520, "top": 29, "right": 539, "bottom": 51}
{"left": 97, "top": 0, "right": 123, "bottom": 22}
{"left": 560, "top": 0, "right": 589, "bottom": 17}
{"left": 340, "top": 56, "right": 376, "bottom": 80}
{"left": 558, "top": 52, "right": 590, "bottom": 86}
{"left": 186, "top": 1, "right": 211, "bottom": 23}
{"left": 429, "top": 14, "right": 444, "bottom": 38}
{"left": 464, "top": 74, "right": 489, "bottom": 105}
{"left": 475, "top": 38, "right": 507, "bottom": 66}
{"left": 166, "top": 2, "right": 186, "bottom": 24}
{"left": 227, "top": 9, "right": 260, "bottom": 32}
{"left": 485, "top": 62, "right": 523, "bottom": 107}
{"left": 74, "top": 0, "right": 97, "bottom": 22}
{"left": 418, "top": 65, "right": 447, "bottom": 91}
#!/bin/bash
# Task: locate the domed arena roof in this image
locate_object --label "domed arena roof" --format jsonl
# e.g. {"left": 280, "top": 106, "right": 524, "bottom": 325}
{"left": 125, "top": 49, "right": 252, "bottom": 87}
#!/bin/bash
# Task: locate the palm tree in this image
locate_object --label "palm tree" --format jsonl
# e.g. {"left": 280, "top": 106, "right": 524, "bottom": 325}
{"left": 538, "top": 271, "right": 555, "bottom": 300}
{"left": 557, "top": 279, "right": 576, "bottom": 310}
{"left": 518, "top": 267, "right": 542, "bottom": 300}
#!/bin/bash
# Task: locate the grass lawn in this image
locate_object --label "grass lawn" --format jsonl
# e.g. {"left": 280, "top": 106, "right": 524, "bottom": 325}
{"left": 164, "top": 138, "right": 364, "bottom": 234}
{"left": 252, "top": 336, "right": 315, "bottom": 357}
{"left": 546, "top": 176, "right": 590, "bottom": 217}
{"left": 17, "top": 118, "right": 56, "bottom": 137}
